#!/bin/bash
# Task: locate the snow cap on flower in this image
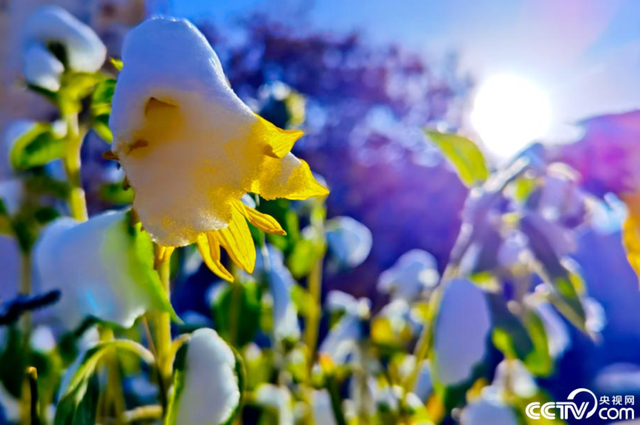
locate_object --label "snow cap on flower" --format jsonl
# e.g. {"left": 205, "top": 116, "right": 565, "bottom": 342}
{"left": 22, "top": 6, "right": 106, "bottom": 90}
{"left": 432, "top": 279, "right": 491, "bottom": 387}
{"left": 319, "top": 313, "right": 364, "bottom": 365}
{"left": 109, "top": 17, "right": 327, "bottom": 281}
{"left": 460, "top": 390, "right": 518, "bottom": 425}
{"left": 167, "top": 328, "right": 241, "bottom": 425}
{"left": 378, "top": 249, "right": 440, "bottom": 300}
{"left": 320, "top": 291, "right": 370, "bottom": 364}
{"left": 311, "top": 390, "right": 337, "bottom": 425}
{"left": 492, "top": 360, "right": 537, "bottom": 398}
{"left": 325, "top": 290, "right": 371, "bottom": 318}
{"left": 0, "top": 179, "right": 23, "bottom": 216}
{"left": 33, "top": 210, "right": 173, "bottom": 330}
{"left": 255, "top": 384, "right": 294, "bottom": 425}
{"left": 325, "top": 216, "right": 372, "bottom": 268}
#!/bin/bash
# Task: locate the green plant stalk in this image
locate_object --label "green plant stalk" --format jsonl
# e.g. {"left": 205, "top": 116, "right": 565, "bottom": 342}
{"left": 153, "top": 253, "right": 173, "bottom": 415}
{"left": 62, "top": 112, "right": 88, "bottom": 222}
{"left": 19, "top": 251, "right": 32, "bottom": 336}
{"left": 304, "top": 204, "right": 326, "bottom": 375}
{"left": 19, "top": 252, "right": 33, "bottom": 425}
{"left": 228, "top": 279, "right": 243, "bottom": 348}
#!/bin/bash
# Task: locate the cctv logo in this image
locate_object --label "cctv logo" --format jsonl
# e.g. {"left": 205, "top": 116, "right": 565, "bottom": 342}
{"left": 526, "top": 389, "right": 635, "bottom": 421}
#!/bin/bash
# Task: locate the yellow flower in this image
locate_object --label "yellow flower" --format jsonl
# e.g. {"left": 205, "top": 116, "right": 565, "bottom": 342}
{"left": 109, "top": 17, "right": 328, "bottom": 281}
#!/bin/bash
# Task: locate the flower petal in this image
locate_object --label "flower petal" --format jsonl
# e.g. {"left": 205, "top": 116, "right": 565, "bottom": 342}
{"left": 22, "top": 44, "right": 63, "bottom": 91}
{"left": 378, "top": 249, "right": 440, "bottom": 301}
{"left": 460, "top": 392, "right": 518, "bottom": 425}
{"left": 325, "top": 216, "right": 372, "bottom": 268}
{"left": 235, "top": 200, "right": 285, "bottom": 235}
{"left": 197, "top": 233, "right": 234, "bottom": 282}
{"left": 33, "top": 210, "right": 174, "bottom": 330}
{"left": 216, "top": 206, "right": 256, "bottom": 274}
{"left": 432, "top": 279, "right": 491, "bottom": 387}
{"left": 23, "top": 6, "right": 106, "bottom": 73}
{"left": 256, "top": 114, "right": 304, "bottom": 159}
{"left": 252, "top": 153, "right": 329, "bottom": 200}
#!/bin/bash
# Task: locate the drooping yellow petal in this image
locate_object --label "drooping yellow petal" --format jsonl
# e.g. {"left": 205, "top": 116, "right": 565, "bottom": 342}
{"left": 216, "top": 206, "right": 256, "bottom": 274}
{"left": 234, "top": 200, "right": 286, "bottom": 236}
{"left": 622, "top": 192, "right": 640, "bottom": 287}
{"left": 196, "top": 233, "right": 234, "bottom": 282}
{"left": 256, "top": 115, "right": 304, "bottom": 159}
{"left": 252, "top": 154, "right": 329, "bottom": 201}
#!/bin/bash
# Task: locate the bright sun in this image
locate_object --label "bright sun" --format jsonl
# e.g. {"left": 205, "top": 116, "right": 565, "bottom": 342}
{"left": 470, "top": 74, "right": 552, "bottom": 159}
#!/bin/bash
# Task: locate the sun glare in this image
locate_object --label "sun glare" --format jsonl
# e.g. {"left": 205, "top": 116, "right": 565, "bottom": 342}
{"left": 471, "top": 75, "right": 552, "bottom": 159}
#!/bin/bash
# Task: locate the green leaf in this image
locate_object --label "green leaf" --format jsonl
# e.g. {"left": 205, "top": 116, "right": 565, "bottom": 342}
{"left": 10, "top": 123, "right": 66, "bottom": 170}
{"left": 92, "top": 114, "right": 113, "bottom": 143}
{"left": 0, "top": 199, "right": 11, "bottom": 235}
{"left": 63, "top": 72, "right": 105, "bottom": 103}
{"left": 55, "top": 340, "right": 154, "bottom": 425}
{"left": 522, "top": 309, "right": 553, "bottom": 376}
{"left": 290, "top": 284, "right": 313, "bottom": 318}
{"left": 98, "top": 182, "right": 134, "bottom": 205}
{"left": 55, "top": 375, "right": 100, "bottom": 425}
{"left": 165, "top": 342, "right": 189, "bottom": 425}
{"left": 121, "top": 216, "right": 181, "bottom": 323}
{"left": 426, "top": 130, "right": 489, "bottom": 186}
{"left": 489, "top": 294, "right": 534, "bottom": 361}
{"left": 24, "top": 174, "right": 71, "bottom": 199}
{"left": 212, "top": 282, "right": 262, "bottom": 347}
{"left": 548, "top": 274, "right": 587, "bottom": 332}
{"left": 0, "top": 327, "right": 26, "bottom": 398}
{"left": 286, "top": 239, "right": 318, "bottom": 278}
{"left": 91, "top": 79, "right": 116, "bottom": 143}
{"left": 488, "top": 294, "right": 554, "bottom": 376}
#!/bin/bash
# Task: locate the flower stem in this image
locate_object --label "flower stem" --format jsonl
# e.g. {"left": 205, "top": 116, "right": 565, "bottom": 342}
{"left": 19, "top": 251, "right": 32, "bottom": 336}
{"left": 62, "top": 112, "right": 88, "bottom": 222}
{"left": 228, "top": 278, "right": 242, "bottom": 348}
{"left": 304, "top": 204, "right": 326, "bottom": 375}
{"left": 153, "top": 249, "right": 173, "bottom": 415}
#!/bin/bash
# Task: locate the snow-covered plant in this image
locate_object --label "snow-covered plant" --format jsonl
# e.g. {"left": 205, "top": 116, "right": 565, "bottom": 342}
{"left": 0, "top": 6, "right": 609, "bottom": 425}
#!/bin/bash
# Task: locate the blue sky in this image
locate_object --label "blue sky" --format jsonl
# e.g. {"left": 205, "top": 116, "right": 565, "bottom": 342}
{"left": 162, "top": 0, "right": 640, "bottom": 138}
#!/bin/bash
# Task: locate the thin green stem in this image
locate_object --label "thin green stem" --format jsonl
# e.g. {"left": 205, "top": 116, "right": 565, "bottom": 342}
{"left": 62, "top": 112, "right": 87, "bottom": 222}
{"left": 304, "top": 204, "right": 326, "bottom": 375}
{"left": 153, "top": 250, "right": 173, "bottom": 416}
{"left": 403, "top": 263, "right": 457, "bottom": 394}
{"left": 228, "top": 278, "right": 243, "bottom": 348}
{"left": 19, "top": 251, "right": 32, "bottom": 336}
